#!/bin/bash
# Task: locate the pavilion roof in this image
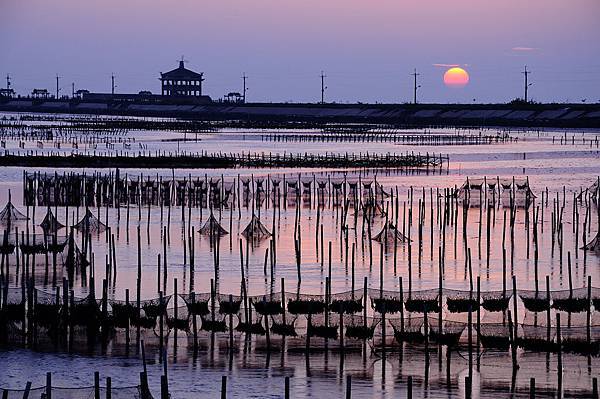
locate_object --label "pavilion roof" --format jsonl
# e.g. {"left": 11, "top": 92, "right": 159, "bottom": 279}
{"left": 161, "top": 61, "right": 204, "bottom": 80}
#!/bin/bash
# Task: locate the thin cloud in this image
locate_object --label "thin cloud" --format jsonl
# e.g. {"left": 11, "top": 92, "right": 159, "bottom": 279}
{"left": 512, "top": 47, "right": 539, "bottom": 52}
{"left": 433, "top": 63, "right": 460, "bottom": 68}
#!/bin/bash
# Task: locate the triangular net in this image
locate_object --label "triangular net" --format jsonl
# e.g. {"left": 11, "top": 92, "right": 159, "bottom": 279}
{"left": 73, "top": 209, "right": 107, "bottom": 233}
{"left": 39, "top": 208, "right": 64, "bottom": 233}
{"left": 0, "top": 200, "right": 28, "bottom": 225}
{"left": 241, "top": 214, "right": 272, "bottom": 241}
{"left": 198, "top": 214, "right": 228, "bottom": 237}
{"left": 372, "top": 221, "right": 410, "bottom": 246}
{"left": 583, "top": 232, "right": 600, "bottom": 251}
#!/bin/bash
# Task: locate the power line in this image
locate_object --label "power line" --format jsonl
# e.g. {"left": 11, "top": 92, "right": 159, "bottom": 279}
{"left": 411, "top": 68, "right": 421, "bottom": 104}
{"left": 320, "top": 70, "right": 327, "bottom": 104}
{"left": 242, "top": 73, "right": 248, "bottom": 103}
{"left": 55, "top": 74, "right": 61, "bottom": 99}
{"left": 522, "top": 66, "right": 532, "bottom": 102}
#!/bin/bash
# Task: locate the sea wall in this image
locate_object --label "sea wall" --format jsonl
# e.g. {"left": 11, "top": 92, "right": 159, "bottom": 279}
{"left": 0, "top": 98, "right": 599, "bottom": 128}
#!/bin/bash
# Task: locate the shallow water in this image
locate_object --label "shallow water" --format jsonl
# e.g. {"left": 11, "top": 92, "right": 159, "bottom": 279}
{"left": 0, "top": 112, "right": 599, "bottom": 398}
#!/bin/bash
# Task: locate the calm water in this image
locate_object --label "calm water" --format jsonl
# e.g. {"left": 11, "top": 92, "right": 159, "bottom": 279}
{"left": 0, "top": 112, "right": 599, "bottom": 398}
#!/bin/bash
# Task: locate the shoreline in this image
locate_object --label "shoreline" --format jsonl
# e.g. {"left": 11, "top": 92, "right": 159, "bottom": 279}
{"left": 1, "top": 99, "right": 599, "bottom": 128}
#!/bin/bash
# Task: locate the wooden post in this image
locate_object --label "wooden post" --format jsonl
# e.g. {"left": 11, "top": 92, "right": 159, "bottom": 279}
{"left": 587, "top": 276, "right": 592, "bottom": 347}
{"left": 345, "top": 375, "right": 351, "bottom": 399}
{"left": 407, "top": 376, "right": 413, "bottom": 399}
{"left": 529, "top": 377, "right": 535, "bottom": 399}
{"left": 160, "top": 375, "right": 168, "bottom": 399}
{"left": 285, "top": 376, "right": 290, "bottom": 399}
{"left": 94, "top": 372, "right": 100, "bottom": 399}
{"left": 221, "top": 375, "right": 227, "bottom": 399}
{"left": 512, "top": 276, "right": 518, "bottom": 343}
{"left": 465, "top": 375, "right": 471, "bottom": 399}
{"left": 191, "top": 293, "right": 198, "bottom": 354}
{"left": 106, "top": 377, "right": 112, "bottom": 399}
{"left": 557, "top": 313, "right": 562, "bottom": 390}
{"left": 229, "top": 295, "right": 234, "bottom": 351}
{"left": 45, "top": 372, "right": 51, "bottom": 399}
{"left": 159, "top": 291, "right": 164, "bottom": 356}
{"left": 22, "top": 382, "right": 32, "bottom": 399}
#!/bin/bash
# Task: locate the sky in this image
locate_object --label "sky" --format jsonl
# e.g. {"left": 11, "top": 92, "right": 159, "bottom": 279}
{"left": 1, "top": 0, "right": 599, "bottom": 104}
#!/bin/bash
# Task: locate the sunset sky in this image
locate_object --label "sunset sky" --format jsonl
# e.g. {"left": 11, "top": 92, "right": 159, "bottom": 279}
{"left": 1, "top": 0, "right": 599, "bottom": 104}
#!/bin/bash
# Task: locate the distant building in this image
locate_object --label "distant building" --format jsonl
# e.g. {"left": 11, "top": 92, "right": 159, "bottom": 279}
{"left": 160, "top": 61, "right": 205, "bottom": 97}
{"left": 0, "top": 88, "right": 15, "bottom": 98}
{"left": 74, "top": 89, "right": 90, "bottom": 99}
{"left": 224, "top": 92, "right": 243, "bottom": 103}
{"left": 32, "top": 89, "right": 50, "bottom": 99}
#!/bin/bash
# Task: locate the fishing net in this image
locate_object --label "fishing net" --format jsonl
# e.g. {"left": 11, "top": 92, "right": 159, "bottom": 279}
{"left": 270, "top": 314, "right": 298, "bottom": 337}
{"left": 301, "top": 179, "right": 313, "bottom": 193}
{"left": 0, "top": 232, "right": 15, "bottom": 254}
{"left": 551, "top": 287, "right": 590, "bottom": 313}
{"left": 583, "top": 233, "right": 600, "bottom": 251}
{"left": 1, "top": 287, "right": 25, "bottom": 321}
{"left": 477, "top": 322, "right": 511, "bottom": 349}
{"left": 109, "top": 299, "right": 137, "bottom": 328}
{"left": 34, "top": 289, "right": 61, "bottom": 328}
{"left": 166, "top": 305, "right": 190, "bottom": 331}
{"left": 368, "top": 288, "right": 403, "bottom": 314}
{"left": 0, "top": 385, "right": 147, "bottom": 399}
{"left": 520, "top": 312, "right": 557, "bottom": 351}
{"left": 444, "top": 289, "right": 480, "bottom": 313}
{"left": 251, "top": 293, "right": 283, "bottom": 316}
{"left": 70, "top": 295, "right": 101, "bottom": 326}
{"left": 561, "top": 325, "right": 600, "bottom": 355}
{"left": 328, "top": 290, "right": 363, "bottom": 314}
{"left": 73, "top": 209, "right": 107, "bottom": 233}
{"left": 481, "top": 290, "right": 511, "bottom": 312}
{"left": 198, "top": 214, "right": 228, "bottom": 237}
{"left": 181, "top": 292, "right": 211, "bottom": 316}
{"left": 405, "top": 289, "right": 440, "bottom": 313}
{"left": 64, "top": 236, "right": 90, "bottom": 276}
{"left": 519, "top": 289, "right": 551, "bottom": 312}
{"left": 140, "top": 295, "right": 171, "bottom": 319}
{"left": 217, "top": 294, "right": 243, "bottom": 315}
{"left": 45, "top": 235, "right": 69, "bottom": 254}
{"left": 18, "top": 234, "right": 68, "bottom": 255}
{"left": 428, "top": 320, "right": 466, "bottom": 346}
{"left": 287, "top": 293, "right": 326, "bottom": 315}
{"left": 200, "top": 314, "right": 228, "bottom": 333}
{"left": 18, "top": 237, "right": 47, "bottom": 255}
{"left": 235, "top": 311, "right": 266, "bottom": 335}
{"left": 307, "top": 314, "right": 339, "bottom": 339}
{"left": 389, "top": 316, "right": 425, "bottom": 343}
{"left": 39, "top": 208, "right": 65, "bottom": 232}
{"left": 0, "top": 200, "right": 28, "bottom": 225}
{"left": 344, "top": 315, "right": 381, "bottom": 340}
{"left": 372, "top": 222, "right": 410, "bottom": 247}
{"left": 241, "top": 214, "right": 272, "bottom": 241}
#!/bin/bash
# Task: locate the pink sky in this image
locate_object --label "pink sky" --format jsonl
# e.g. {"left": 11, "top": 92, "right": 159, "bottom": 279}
{"left": 1, "top": 0, "right": 599, "bottom": 103}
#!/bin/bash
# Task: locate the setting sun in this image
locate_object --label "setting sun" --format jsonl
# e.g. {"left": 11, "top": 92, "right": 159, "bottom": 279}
{"left": 443, "top": 67, "right": 470, "bottom": 88}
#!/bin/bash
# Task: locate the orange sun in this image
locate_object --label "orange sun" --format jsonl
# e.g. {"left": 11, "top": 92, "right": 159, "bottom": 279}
{"left": 443, "top": 67, "right": 469, "bottom": 88}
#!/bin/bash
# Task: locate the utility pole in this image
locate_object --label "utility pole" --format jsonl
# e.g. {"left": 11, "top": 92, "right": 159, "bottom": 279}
{"left": 72, "top": 82, "right": 75, "bottom": 98}
{"left": 522, "top": 66, "right": 531, "bottom": 103}
{"left": 411, "top": 68, "right": 421, "bottom": 104}
{"left": 111, "top": 74, "right": 115, "bottom": 95}
{"left": 320, "top": 70, "right": 327, "bottom": 104}
{"left": 5, "top": 74, "right": 10, "bottom": 90}
{"left": 242, "top": 73, "right": 248, "bottom": 103}
{"left": 56, "top": 75, "right": 61, "bottom": 99}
